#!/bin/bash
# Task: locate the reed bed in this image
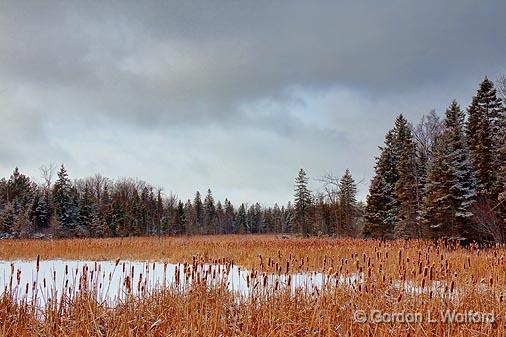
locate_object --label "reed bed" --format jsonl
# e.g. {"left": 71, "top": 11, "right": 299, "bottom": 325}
{"left": 0, "top": 235, "right": 505, "bottom": 336}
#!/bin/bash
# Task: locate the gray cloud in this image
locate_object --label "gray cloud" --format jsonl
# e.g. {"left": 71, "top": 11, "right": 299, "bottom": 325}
{"left": 0, "top": 0, "right": 505, "bottom": 203}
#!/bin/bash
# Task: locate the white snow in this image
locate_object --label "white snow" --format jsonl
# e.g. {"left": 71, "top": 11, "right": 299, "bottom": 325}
{"left": 0, "top": 259, "right": 363, "bottom": 307}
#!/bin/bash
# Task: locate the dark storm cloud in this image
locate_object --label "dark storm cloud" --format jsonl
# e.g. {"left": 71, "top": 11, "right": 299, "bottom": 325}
{"left": 0, "top": 0, "right": 505, "bottom": 202}
{"left": 2, "top": 0, "right": 505, "bottom": 123}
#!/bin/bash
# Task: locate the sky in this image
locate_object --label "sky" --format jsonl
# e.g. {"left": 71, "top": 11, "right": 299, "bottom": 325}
{"left": 1, "top": 0, "right": 505, "bottom": 205}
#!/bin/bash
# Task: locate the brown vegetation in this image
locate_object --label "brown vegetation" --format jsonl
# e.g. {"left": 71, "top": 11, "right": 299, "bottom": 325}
{"left": 0, "top": 235, "right": 505, "bottom": 336}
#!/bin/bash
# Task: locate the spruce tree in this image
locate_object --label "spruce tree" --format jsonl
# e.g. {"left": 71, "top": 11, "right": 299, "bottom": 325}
{"left": 282, "top": 202, "right": 294, "bottom": 233}
{"left": 215, "top": 201, "right": 224, "bottom": 234}
{"left": 193, "top": 191, "right": 203, "bottom": 233}
{"left": 174, "top": 201, "right": 186, "bottom": 234}
{"left": 236, "top": 203, "right": 247, "bottom": 233}
{"left": 467, "top": 77, "right": 504, "bottom": 199}
{"left": 224, "top": 199, "right": 235, "bottom": 234}
{"left": 422, "top": 101, "right": 476, "bottom": 239}
{"left": 52, "top": 165, "right": 78, "bottom": 236}
{"left": 394, "top": 115, "right": 422, "bottom": 239}
{"left": 78, "top": 184, "right": 95, "bottom": 231}
{"left": 0, "top": 202, "right": 15, "bottom": 234}
{"left": 294, "top": 168, "right": 312, "bottom": 235}
{"left": 30, "top": 192, "right": 49, "bottom": 229}
{"left": 6, "top": 167, "right": 32, "bottom": 211}
{"left": 364, "top": 130, "right": 399, "bottom": 239}
{"left": 204, "top": 189, "right": 216, "bottom": 234}
{"left": 338, "top": 169, "right": 357, "bottom": 236}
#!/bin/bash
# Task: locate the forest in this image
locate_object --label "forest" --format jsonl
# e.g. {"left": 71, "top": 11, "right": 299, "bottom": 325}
{"left": 0, "top": 76, "right": 505, "bottom": 242}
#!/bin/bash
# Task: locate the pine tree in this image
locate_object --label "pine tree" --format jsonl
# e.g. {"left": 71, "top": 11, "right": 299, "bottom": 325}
{"left": 338, "top": 169, "right": 357, "bottom": 236}
{"left": 364, "top": 130, "right": 399, "bottom": 239}
{"left": 294, "top": 168, "right": 312, "bottom": 235}
{"left": 394, "top": 115, "right": 422, "bottom": 239}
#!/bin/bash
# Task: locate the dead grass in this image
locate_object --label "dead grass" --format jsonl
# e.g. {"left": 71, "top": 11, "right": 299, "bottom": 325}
{"left": 0, "top": 235, "right": 505, "bottom": 336}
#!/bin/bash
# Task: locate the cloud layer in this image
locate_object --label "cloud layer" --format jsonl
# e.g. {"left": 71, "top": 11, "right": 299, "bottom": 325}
{"left": 1, "top": 0, "right": 505, "bottom": 203}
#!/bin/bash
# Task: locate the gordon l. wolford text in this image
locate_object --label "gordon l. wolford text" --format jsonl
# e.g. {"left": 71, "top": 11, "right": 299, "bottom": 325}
{"left": 353, "top": 310, "right": 496, "bottom": 324}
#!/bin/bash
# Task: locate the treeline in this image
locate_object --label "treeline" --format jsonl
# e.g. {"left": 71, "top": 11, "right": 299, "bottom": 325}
{"left": 364, "top": 77, "right": 506, "bottom": 242}
{"left": 0, "top": 166, "right": 285, "bottom": 238}
{"left": 0, "top": 164, "right": 361, "bottom": 238}
{"left": 1, "top": 76, "right": 504, "bottom": 242}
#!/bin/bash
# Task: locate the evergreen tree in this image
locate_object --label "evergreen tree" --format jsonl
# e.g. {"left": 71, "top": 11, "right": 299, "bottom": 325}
{"left": 467, "top": 77, "right": 503, "bottom": 199}
{"left": 0, "top": 202, "right": 15, "bottom": 234}
{"left": 30, "top": 191, "right": 49, "bottom": 229}
{"left": 204, "top": 189, "right": 216, "bottom": 234}
{"left": 52, "top": 165, "right": 78, "bottom": 236}
{"left": 78, "top": 184, "right": 95, "bottom": 231}
{"left": 294, "top": 168, "right": 312, "bottom": 235}
{"left": 183, "top": 199, "right": 194, "bottom": 234}
{"left": 110, "top": 198, "right": 125, "bottom": 236}
{"left": 215, "top": 200, "right": 224, "bottom": 234}
{"left": 193, "top": 191, "right": 203, "bottom": 233}
{"left": 224, "top": 199, "right": 235, "bottom": 234}
{"left": 422, "top": 103, "right": 476, "bottom": 239}
{"left": 236, "top": 203, "right": 247, "bottom": 233}
{"left": 394, "top": 115, "right": 422, "bottom": 239}
{"left": 13, "top": 207, "right": 32, "bottom": 238}
{"left": 282, "top": 202, "right": 294, "bottom": 233}
{"left": 174, "top": 201, "right": 186, "bottom": 234}
{"left": 6, "top": 167, "right": 32, "bottom": 211}
{"left": 338, "top": 169, "right": 357, "bottom": 236}
{"left": 364, "top": 130, "right": 399, "bottom": 239}
{"left": 246, "top": 204, "right": 256, "bottom": 233}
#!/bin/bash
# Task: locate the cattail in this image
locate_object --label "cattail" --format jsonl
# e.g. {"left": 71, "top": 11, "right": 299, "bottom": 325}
{"left": 36, "top": 255, "right": 40, "bottom": 273}
{"left": 124, "top": 275, "right": 131, "bottom": 293}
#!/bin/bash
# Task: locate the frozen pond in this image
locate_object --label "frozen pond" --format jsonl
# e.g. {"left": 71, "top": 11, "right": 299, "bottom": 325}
{"left": 0, "top": 259, "right": 363, "bottom": 306}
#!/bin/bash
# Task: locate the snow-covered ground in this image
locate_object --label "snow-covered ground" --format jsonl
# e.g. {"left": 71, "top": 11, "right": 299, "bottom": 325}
{"left": 0, "top": 259, "right": 363, "bottom": 306}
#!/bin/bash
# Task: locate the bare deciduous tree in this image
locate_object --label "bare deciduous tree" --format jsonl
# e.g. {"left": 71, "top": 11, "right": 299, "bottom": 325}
{"left": 471, "top": 201, "right": 505, "bottom": 243}
{"left": 412, "top": 109, "right": 444, "bottom": 163}
{"left": 40, "top": 164, "right": 55, "bottom": 192}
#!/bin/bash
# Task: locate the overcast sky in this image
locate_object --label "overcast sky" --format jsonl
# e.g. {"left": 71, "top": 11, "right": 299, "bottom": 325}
{"left": 1, "top": 0, "right": 505, "bottom": 204}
